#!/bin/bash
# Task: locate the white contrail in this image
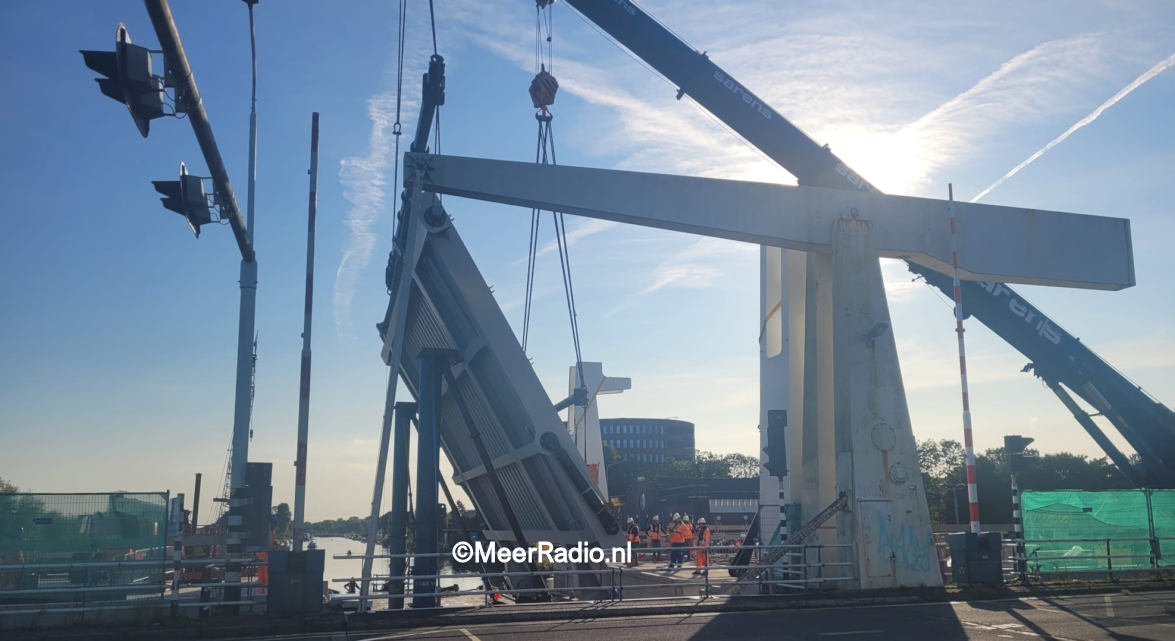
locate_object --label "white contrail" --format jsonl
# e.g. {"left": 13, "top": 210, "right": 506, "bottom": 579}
{"left": 333, "top": 91, "right": 397, "bottom": 337}
{"left": 971, "top": 51, "right": 1175, "bottom": 203}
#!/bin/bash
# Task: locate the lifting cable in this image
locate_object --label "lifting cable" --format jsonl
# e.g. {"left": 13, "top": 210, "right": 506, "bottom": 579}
{"left": 522, "top": 1, "right": 587, "bottom": 393}
{"left": 388, "top": 0, "right": 408, "bottom": 245}
{"left": 428, "top": 0, "right": 442, "bottom": 168}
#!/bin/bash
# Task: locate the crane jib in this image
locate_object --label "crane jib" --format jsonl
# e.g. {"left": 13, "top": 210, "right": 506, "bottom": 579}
{"left": 566, "top": 0, "right": 1174, "bottom": 487}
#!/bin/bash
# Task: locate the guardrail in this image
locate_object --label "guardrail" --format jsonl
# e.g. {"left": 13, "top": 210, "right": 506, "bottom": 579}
{"left": 0, "top": 554, "right": 268, "bottom": 619}
{"left": 935, "top": 533, "right": 1174, "bottom": 584}
{"left": 326, "top": 542, "right": 857, "bottom": 611}
{"left": 1008, "top": 536, "right": 1174, "bottom": 582}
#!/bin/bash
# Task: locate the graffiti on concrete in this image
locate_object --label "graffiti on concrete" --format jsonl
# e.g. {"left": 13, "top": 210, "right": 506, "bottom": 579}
{"left": 876, "top": 512, "right": 933, "bottom": 572}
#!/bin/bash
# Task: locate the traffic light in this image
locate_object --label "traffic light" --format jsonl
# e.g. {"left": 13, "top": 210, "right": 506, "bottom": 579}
{"left": 1004, "top": 434, "right": 1036, "bottom": 473}
{"left": 79, "top": 23, "right": 165, "bottom": 138}
{"left": 152, "top": 163, "right": 213, "bottom": 237}
{"left": 763, "top": 409, "right": 788, "bottom": 477}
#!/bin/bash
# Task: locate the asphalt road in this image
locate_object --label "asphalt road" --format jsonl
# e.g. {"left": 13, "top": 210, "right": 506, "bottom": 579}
{"left": 334, "top": 591, "right": 1175, "bottom": 641}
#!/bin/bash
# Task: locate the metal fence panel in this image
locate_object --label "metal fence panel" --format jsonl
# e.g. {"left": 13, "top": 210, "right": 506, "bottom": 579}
{"left": 1, "top": 492, "right": 168, "bottom": 600}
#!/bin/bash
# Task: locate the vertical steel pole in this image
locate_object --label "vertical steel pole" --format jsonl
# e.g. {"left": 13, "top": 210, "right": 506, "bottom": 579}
{"left": 192, "top": 472, "right": 202, "bottom": 529}
{"left": 227, "top": 1, "right": 260, "bottom": 608}
{"left": 171, "top": 495, "right": 183, "bottom": 616}
{"left": 1145, "top": 489, "right": 1159, "bottom": 570}
{"left": 413, "top": 351, "right": 444, "bottom": 608}
{"left": 1011, "top": 471, "right": 1025, "bottom": 580}
{"left": 293, "top": 113, "right": 319, "bottom": 552}
{"left": 387, "top": 401, "right": 415, "bottom": 609}
{"left": 948, "top": 184, "right": 981, "bottom": 534}
{"left": 360, "top": 379, "right": 396, "bottom": 604}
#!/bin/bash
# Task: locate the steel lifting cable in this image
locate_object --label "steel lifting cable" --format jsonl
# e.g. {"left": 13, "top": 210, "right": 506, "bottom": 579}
{"left": 388, "top": 0, "right": 408, "bottom": 246}
{"left": 522, "top": 1, "right": 586, "bottom": 392}
{"left": 429, "top": 0, "right": 442, "bottom": 168}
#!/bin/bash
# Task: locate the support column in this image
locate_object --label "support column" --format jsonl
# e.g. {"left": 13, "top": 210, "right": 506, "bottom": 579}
{"left": 388, "top": 402, "right": 415, "bottom": 609}
{"left": 800, "top": 252, "right": 836, "bottom": 548}
{"left": 758, "top": 246, "right": 787, "bottom": 545}
{"left": 413, "top": 351, "right": 446, "bottom": 608}
{"left": 830, "top": 216, "right": 940, "bottom": 589}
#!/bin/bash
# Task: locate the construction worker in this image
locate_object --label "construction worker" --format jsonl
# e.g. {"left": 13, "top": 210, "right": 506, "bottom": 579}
{"left": 692, "top": 517, "right": 712, "bottom": 575}
{"left": 681, "top": 515, "right": 694, "bottom": 562}
{"left": 647, "top": 515, "right": 663, "bottom": 561}
{"left": 667, "top": 513, "right": 685, "bottom": 568}
{"left": 626, "top": 517, "right": 640, "bottom": 566}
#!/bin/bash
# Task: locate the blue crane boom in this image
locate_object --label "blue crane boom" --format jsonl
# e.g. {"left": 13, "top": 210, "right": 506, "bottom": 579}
{"left": 562, "top": 0, "right": 1175, "bottom": 487}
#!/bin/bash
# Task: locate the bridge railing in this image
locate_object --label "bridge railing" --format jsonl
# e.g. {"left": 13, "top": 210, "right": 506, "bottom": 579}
{"left": 326, "top": 542, "right": 858, "bottom": 611}
{"left": 0, "top": 554, "right": 268, "bottom": 620}
{"left": 933, "top": 533, "right": 1175, "bottom": 585}
{"left": 1003, "top": 536, "right": 1175, "bottom": 582}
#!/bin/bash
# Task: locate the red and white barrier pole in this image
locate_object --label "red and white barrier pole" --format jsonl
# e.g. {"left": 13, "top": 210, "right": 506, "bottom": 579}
{"left": 949, "top": 184, "right": 981, "bottom": 534}
{"left": 292, "top": 112, "right": 319, "bottom": 551}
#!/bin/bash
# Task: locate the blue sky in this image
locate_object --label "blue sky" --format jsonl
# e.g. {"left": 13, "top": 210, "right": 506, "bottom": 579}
{"left": 1, "top": 1, "right": 1172, "bottom": 521}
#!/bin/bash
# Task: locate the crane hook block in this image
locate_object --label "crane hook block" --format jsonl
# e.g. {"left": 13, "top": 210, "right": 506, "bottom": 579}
{"left": 529, "top": 68, "right": 559, "bottom": 109}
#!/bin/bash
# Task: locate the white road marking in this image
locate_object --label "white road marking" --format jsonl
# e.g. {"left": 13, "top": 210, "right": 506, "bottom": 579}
{"left": 962, "top": 620, "right": 1080, "bottom": 641}
{"left": 459, "top": 628, "right": 483, "bottom": 641}
{"left": 363, "top": 629, "right": 445, "bottom": 640}
{"left": 1104, "top": 594, "right": 1115, "bottom": 618}
{"left": 819, "top": 632, "right": 884, "bottom": 637}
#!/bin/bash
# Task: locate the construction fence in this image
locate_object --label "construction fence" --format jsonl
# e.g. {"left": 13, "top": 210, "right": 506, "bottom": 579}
{"left": 1021, "top": 489, "right": 1175, "bottom": 573}
{"left": 1, "top": 492, "right": 169, "bottom": 601}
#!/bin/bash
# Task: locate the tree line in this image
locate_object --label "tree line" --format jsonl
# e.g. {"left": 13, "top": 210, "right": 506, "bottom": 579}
{"left": 603, "top": 449, "right": 759, "bottom": 497}
{"left": 918, "top": 438, "right": 1134, "bottom": 524}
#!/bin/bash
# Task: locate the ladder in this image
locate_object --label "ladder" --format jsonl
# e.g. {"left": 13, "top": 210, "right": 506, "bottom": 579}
{"left": 729, "top": 491, "right": 849, "bottom": 594}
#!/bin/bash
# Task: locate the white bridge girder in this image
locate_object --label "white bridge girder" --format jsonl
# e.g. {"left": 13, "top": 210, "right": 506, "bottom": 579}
{"left": 378, "top": 180, "right": 623, "bottom": 550}
{"left": 411, "top": 152, "right": 1135, "bottom": 589}
{"left": 413, "top": 154, "right": 1134, "bottom": 291}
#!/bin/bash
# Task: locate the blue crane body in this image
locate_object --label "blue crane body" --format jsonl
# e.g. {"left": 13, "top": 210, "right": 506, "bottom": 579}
{"left": 563, "top": 0, "right": 1175, "bottom": 487}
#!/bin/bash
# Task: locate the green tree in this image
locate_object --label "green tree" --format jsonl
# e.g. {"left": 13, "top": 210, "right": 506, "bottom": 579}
{"left": 272, "top": 502, "right": 292, "bottom": 536}
{"left": 604, "top": 450, "right": 758, "bottom": 497}
{"left": 917, "top": 438, "right": 1138, "bottom": 526}
{"left": 721, "top": 453, "right": 760, "bottom": 478}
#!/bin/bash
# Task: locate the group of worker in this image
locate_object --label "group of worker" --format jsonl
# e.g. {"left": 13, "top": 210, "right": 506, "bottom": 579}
{"left": 625, "top": 513, "right": 711, "bottom": 574}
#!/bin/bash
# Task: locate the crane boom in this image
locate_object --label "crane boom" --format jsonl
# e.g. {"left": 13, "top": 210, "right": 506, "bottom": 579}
{"left": 563, "top": 0, "right": 1175, "bottom": 486}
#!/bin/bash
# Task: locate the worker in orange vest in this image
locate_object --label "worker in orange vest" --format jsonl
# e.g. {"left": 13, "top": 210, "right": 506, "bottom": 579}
{"left": 667, "top": 513, "right": 685, "bottom": 568}
{"left": 692, "top": 518, "right": 712, "bottom": 575}
{"left": 647, "top": 515, "right": 663, "bottom": 561}
{"left": 680, "top": 515, "right": 694, "bottom": 562}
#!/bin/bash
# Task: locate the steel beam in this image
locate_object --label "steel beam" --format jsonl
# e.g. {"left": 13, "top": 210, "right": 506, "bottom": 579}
{"left": 412, "top": 153, "right": 1134, "bottom": 291}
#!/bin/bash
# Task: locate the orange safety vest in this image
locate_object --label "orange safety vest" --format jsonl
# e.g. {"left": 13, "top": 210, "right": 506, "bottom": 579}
{"left": 698, "top": 526, "right": 711, "bottom": 546}
{"left": 668, "top": 522, "right": 685, "bottom": 544}
{"left": 649, "top": 523, "right": 662, "bottom": 540}
{"left": 681, "top": 523, "right": 693, "bottom": 541}
{"left": 627, "top": 524, "right": 640, "bottom": 543}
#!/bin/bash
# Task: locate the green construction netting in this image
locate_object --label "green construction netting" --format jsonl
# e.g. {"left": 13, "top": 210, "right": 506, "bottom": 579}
{"left": 0, "top": 493, "right": 168, "bottom": 565}
{"left": 1021, "top": 489, "right": 1174, "bottom": 573}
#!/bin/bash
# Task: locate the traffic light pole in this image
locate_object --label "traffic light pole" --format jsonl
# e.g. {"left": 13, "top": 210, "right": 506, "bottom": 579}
{"left": 144, "top": 0, "right": 260, "bottom": 610}
{"left": 1011, "top": 469, "right": 1026, "bottom": 581}
{"left": 143, "top": 0, "right": 255, "bottom": 263}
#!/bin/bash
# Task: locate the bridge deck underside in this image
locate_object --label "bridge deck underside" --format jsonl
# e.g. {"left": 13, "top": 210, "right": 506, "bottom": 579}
{"left": 394, "top": 220, "right": 621, "bottom": 548}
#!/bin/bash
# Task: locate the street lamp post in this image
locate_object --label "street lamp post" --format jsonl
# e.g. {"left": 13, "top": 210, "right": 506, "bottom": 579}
{"left": 952, "top": 483, "right": 965, "bottom": 526}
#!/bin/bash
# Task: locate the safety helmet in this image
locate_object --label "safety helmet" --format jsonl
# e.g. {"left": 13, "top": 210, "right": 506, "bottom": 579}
{"left": 627, "top": 517, "right": 634, "bottom": 523}
{"left": 683, "top": 515, "right": 691, "bottom": 522}
{"left": 697, "top": 518, "right": 706, "bottom": 525}
{"left": 672, "top": 512, "right": 681, "bottom": 520}
{"left": 653, "top": 515, "right": 660, "bottom": 520}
